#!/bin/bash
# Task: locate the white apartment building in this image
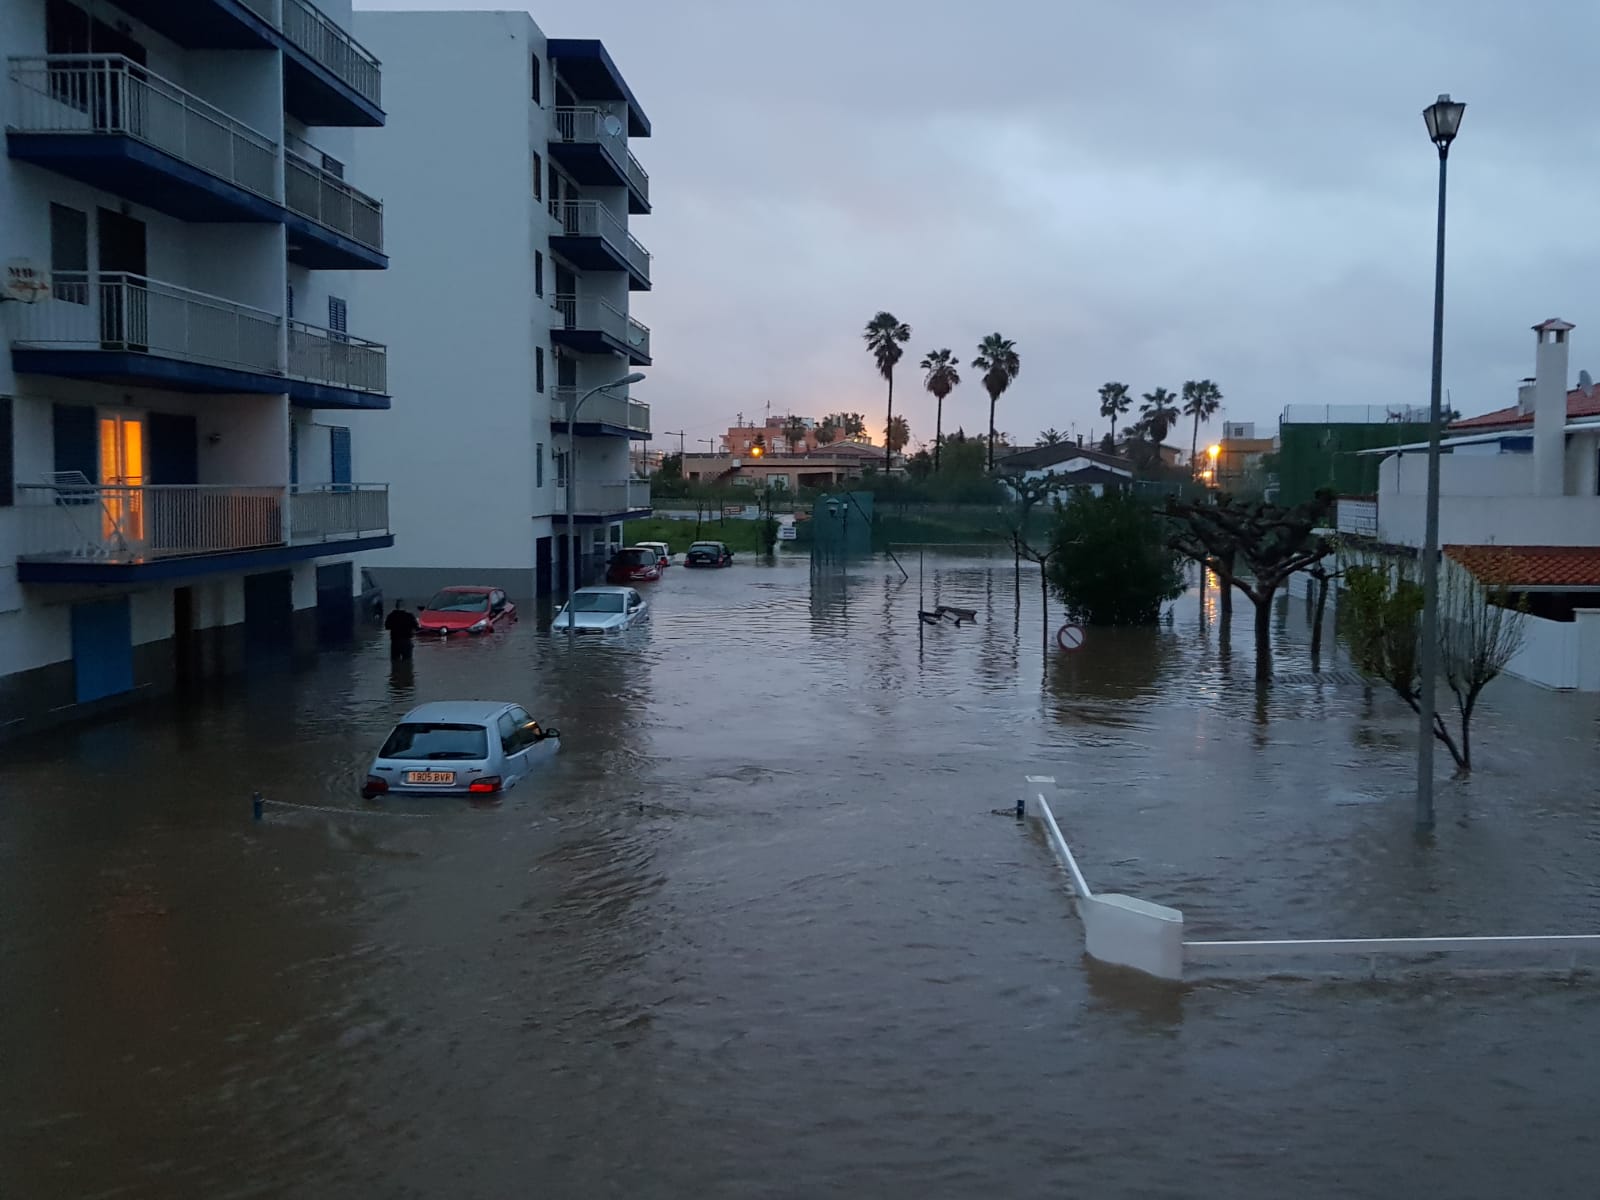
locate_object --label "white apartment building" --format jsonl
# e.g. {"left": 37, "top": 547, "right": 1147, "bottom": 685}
{"left": 0, "top": 0, "right": 393, "bottom": 733}
{"left": 347, "top": 10, "right": 651, "bottom": 600}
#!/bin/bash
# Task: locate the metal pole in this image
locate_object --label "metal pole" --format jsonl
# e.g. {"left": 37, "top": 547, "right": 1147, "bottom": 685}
{"left": 1416, "top": 145, "right": 1450, "bottom": 830}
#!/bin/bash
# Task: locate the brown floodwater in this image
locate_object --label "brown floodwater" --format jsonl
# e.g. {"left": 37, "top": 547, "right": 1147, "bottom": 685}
{"left": 3, "top": 552, "right": 1600, "bottom": 1198}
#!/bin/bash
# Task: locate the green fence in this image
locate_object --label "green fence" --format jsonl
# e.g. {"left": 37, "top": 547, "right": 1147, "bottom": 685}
{"left": 1277, "top": 422, "right": 1429, "bottom": 506}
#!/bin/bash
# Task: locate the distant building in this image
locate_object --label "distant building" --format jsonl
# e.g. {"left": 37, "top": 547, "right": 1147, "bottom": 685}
{"left": 723, "top": 415, "right": 836, "bottom": 456}
{"left": 1276, "top": 405, "right": 1431, "bottom": 507}
{"left": 1211, "top": 422, "right": 1278, "bottom": 491}
{"left": 994, "top": 444, "right": 1134, "bottom": 497}
{"left": 1110, "top": 438, "right": 1186, "bottom": 469}
{"left": 684, "top": 441, "right": 894, "bottom": 489}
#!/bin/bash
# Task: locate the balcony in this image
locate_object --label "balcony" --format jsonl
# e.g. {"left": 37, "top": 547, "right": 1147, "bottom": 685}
{"left": 287, "top": 320, "right": 389, "bottom": 409}
{"left": 546, "top": 40, "right": 650, "bottom": 136}
{"left": 284, "top": 136, "right": 386, "bottom": 268}
{"left": 103, "top": 0, "right": 384, "bottom": 127}
{"left": 548, "top": 200, "right": 650, "bottom": 291}
{"left": 9, "top": 273, "right": 389, "bottom": 408}
{"left": 549, "top": 387, "right": 650, "bottom": 439}
{"left": 7, "top": 56, "right": 282, "bottom": 223}
{"left": 555, "top": 479, "right": 652, "bottom": 523}
{"left": 548, "top": 106, "right": 649, "bottom": 217}
{"left": 13, "top": 482, "right": 392, "bottom": 584}
{"left": 549, "top": 294, "right": 651, "bottom": 366}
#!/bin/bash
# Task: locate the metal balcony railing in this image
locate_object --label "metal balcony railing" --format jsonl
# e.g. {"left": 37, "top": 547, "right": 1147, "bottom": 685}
{"left": 556, "top": 479, "right": 651, "bottom": 515}
{"left": 288, "top": 320, "right": 387, "bottom": 394}
{"left": 14, "top": 482, "right": 390, "bottom": 563}
{"left": 8, "top": 55, "right": 278, "bottom": 199}
{"left": 13, "top": 272, "right": 282, "bottom": 376}
{"left": 280, "top": 0, "right": 382, "bottom": 108}
{"left": 549, "top": 200, "right": 650, "bottom": 284}
{"left": 626, "top": 149, "right": 649, "bottom": 205}
{"left": 285, "top": 140, "right": 383, "bottom": 251}
{"left": 552, "top": 105, "right": 626, "bottom": 170}
{"left": 549, "top": 387, "right": 650, "bottom": 434}
{"left": 288, "top": 483, "right": 390, "bottom": 542}
{"left": 551, "top": 294, "right": 651, "bottom": 360}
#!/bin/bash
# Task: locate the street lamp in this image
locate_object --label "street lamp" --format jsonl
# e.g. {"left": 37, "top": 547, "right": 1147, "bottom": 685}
{"left": 565, "top": 371, "right": 647, "bottom": 633}
{"left": 1416, "top": 93, "right": 1465, "bottom": 831}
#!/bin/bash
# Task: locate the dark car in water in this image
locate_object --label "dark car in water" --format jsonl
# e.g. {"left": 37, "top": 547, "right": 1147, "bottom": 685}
{"left": 684, "top": 540, "right": 734, "bottom": 568}
{"left": 606, "top": 547, "right": 664, "bottom": 584}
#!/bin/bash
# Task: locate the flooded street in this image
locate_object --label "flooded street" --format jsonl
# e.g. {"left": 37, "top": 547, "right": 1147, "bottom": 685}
{"left": 5, "top": 552, "right": 1600, "bottom": 1198}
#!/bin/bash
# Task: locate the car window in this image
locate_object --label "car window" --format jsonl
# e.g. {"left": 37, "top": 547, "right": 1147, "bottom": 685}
{"left": 509, "top": 706, "right": 531, "bottom": 726}
{"left": 380, "top": 723, "right": 488, "bottom": 760}
{"left": 425, "top": 590, "right": 489, "bottom": 613}
{"left": 628, "top": 592, "right": 641, "bottom": 608}
{"left": 566, "top": 592, "right": 625, "bottom": 613}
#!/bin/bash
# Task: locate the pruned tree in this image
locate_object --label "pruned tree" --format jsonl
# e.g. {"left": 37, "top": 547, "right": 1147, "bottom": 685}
{"left": 997, "top": 470, "right": 1073, "bottom": 643}
{"left": 1343, "top": 553, "right": 1526, "bottom": 772}
{"left": 1166, "top": 492, "right": 1336, "bottom": 674}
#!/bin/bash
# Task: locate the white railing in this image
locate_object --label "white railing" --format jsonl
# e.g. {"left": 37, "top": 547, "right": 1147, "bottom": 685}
{"left": 551, "top": 294, "right": 651, "bottom": 361}
{"left": 16, "top": 483, "right": 286, "bottom": 561}
{"left": 552, "top": 106, "right": 626, "bottom": 170}
{"left": 288, "top": 320, "right": 387, "bottom": 394}
{"left": 1336, "top": 495, "right": 1378, "bottom": 537}
{"left": 289, "top": 484, "right": 389, "bottom": 542}
{"left": 280, "top": 0, "right": 382, "bottom": 108}
{"left": 285, "top": 145, "right": 383, "bottom": 251}
{"left": 8, "top": 55, "right": 278, "bottom": 199}
{"left": 559, "top": 480, "right": 651, "bottom": 515}
{"left": 13, "top": 273, "right": 282, "bottom": 376}
{"left": 626, "top": 149, "right": 649, "bottom": 205}
{"left": 549, "top": 200, "right": 650, "bottom": 284}
{"left": 549, "top": 387, "right": 650, "bottom": 434}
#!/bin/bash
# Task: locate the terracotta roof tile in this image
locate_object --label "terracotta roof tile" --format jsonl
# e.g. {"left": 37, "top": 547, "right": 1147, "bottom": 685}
{"left": 1449, "top": 387, "right": 1600, "bottom": 431}
{"left": 1445, "top": 544, "right": 1600, "bottom": 588}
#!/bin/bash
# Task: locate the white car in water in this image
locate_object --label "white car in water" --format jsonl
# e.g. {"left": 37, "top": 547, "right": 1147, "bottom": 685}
{"left": 362, "top": 700, "right": 560, "bottom": 799}
{"left": 552, "top": 585, "right": 649, "bottom": 633}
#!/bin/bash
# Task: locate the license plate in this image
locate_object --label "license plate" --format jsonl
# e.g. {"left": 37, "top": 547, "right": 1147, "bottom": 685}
{"left": 404, "top": 770, "right": 455, "bottom": 785}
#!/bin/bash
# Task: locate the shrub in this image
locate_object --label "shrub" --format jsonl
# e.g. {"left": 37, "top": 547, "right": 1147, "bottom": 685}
{"left": 1045, "top": 491, "right": 1185, "bottom": 625}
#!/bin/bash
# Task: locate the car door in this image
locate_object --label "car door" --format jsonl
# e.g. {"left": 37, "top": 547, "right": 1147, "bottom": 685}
{"left": 505, "top": 705, "right": 541, "bottom": 779}
{"left": 626, "top": 590, "right": 646, "bottom": 626}
{"left": 488, "top": 590, "right": 506, "bottom": 625}
{"left": 495, "top": 709, "right": 520, "bottom": 786}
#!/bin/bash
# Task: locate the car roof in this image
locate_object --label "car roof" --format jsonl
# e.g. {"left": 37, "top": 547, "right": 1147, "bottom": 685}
{"left": 431, "top": 585, "right": 494, "bottom": 594}
{"left": 400, "top": 700, "right": 515, "bottom": 724}
{"left": 572, "top": 585, "right": 632, "bottom": 595}
{"left": 690, "top": 540, "right": 724, "bottom": 546}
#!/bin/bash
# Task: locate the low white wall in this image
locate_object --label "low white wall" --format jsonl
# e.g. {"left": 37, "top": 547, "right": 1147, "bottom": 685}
{"left": 1506, "top": 614, "right": 1578, "bottom": 690}
{"left": 1082, "top": 894, "right": 1185, "bottom": 981}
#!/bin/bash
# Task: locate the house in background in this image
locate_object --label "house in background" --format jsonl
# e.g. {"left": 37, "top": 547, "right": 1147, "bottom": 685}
{"left": 1342, "top": 318, "right": 1600, "bottom": 691}
{"left": 0, "top": 0, "right": 393, "bottom": 734}
{"left": 994, "top": 443, "right": 1134, "bottom": 497}
{"left": 346, "top": 10, "right": 651, "bottom": 599}
{"left": 1210, "top": 421, "right": 1278, "bottom": 491}
{"left": 683, "top": 440, "right": 891, "bottom": 490}
{"left": 723, "top": 414, "right": 825, "bottom": 456}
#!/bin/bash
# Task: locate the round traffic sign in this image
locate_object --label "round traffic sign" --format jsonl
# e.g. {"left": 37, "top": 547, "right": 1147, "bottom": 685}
{"left": 1056, "top": 623, "right": 1086, "bottom": 652}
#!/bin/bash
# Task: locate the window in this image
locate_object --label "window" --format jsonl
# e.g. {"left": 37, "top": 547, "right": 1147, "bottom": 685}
{"left": 328, "top": 295, "right": 347, "bottom": 340}
{"left": 555, "top": 450, "right": 567, "bottom": 488}
{"left": 0, "top": 397, "right": 12, "bottom": 507}
{"left": 535, "top": 347, "right": 545, "bottom": 394}
{"left": 49, "top": 203, "right": 88, "bottom": 304}
{"left": 378, "top": 723, "right": 488, "bottom": 761}
{"left": 330, "top": 425, "right": 351, "bottom": 492}
{"left": 286, "top": 283, "right": 294, "bottom": 320}
{"left": 534, "top": 251, "right": 543, "bottom": 297}
{"left": 536, "top": 442, "right": 544, "bottom": 488}
{"left": 320, "top": 153, "right": 344, "bottom": 180}
{"left": 531, "top": 54, "right": 541, "bottom": 104}
{"left": 557, "top": 354, "right": 577, "bottom": 388}
{"left": 533, "top": 152, "right": 542, "bottom": 200}
{"left": 497, "top": 711, "right": 518, "bottom": 753}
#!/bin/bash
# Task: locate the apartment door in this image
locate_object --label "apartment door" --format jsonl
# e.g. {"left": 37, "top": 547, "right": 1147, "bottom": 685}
{"left": 99, "top": 410, "right": 145, "bottom": 548}
{"left": 97, "top": 208, "right": 147, "bottom": 350}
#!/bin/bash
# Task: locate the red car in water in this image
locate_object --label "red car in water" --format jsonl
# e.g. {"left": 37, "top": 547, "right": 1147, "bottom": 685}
{"left": 416, "top": 586, "right": 517, "bottom": 636}
{"left": 606, "top": 547, "right": 664, "bottom": 584}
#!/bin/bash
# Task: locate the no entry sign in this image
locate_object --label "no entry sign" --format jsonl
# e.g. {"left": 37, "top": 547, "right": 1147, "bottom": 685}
{"left": 1056, "top": 623, "right": 1086, "bottom": 653}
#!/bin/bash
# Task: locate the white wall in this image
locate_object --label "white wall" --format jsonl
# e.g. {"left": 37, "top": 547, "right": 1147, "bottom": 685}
{"left": 1377, "top": 448, "right": 1600, "bottom": 548}
{"left": 347, "top": 11, "right": 544, "bottom": 573}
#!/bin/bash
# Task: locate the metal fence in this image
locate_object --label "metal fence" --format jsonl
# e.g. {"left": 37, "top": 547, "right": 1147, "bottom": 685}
{"left": 281, "top": 0, "right": 382, "bottom": 107}
{"left": 551, "top": 294, "right": 651, "bottom": 360}
{"left": 16, "top": 484, "right": 285, "bottom": 560}
{"left": 552, "top": 106, "right": 627, "bottom": 172}
{"left": 289, "top": 484, "right": 389, "bottom": 541}
{"left": 8, "top": 55, "right": 278, "bottom": 198}
{"left": 288, "top": 320, "right": 387, "bottom": 394}
{"left": 550, "top": 200, "right": 649, "bottom": 283}
{"left": 549, "top": 387, "right": 649, "bottom": 434}
{"left": 284, "top": 149, "right": 384, "bottom": 251}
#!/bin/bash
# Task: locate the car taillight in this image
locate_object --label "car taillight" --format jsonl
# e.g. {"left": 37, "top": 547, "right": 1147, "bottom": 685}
{"left": 468, "top": 776, "right": 502, "bottom": 794}
{"left": 363, "top": 775, "right": 388, "bottom": 795}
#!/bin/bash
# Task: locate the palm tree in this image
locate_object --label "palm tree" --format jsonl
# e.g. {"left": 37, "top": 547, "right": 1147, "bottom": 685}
{"left": 782, "top": 415, "right": 808, "bottom": 451}
{"left": 814, "top": 419, "right": 838, "bottom": 446}
{"left": 863, "top": 311, "right": 911, "bottom": 474}
{"left": 919, "top": 348, "right": 961, "bottom": 472}
{"left": 886, "top": 414, "right": 910, "bottom": 453}
{"left": 1098, "top": 382, "right": 1132, "bottom": 446}
{"left": 972, "top": 333, "right": 1020, "bottom": 471}
{"left": 1182, "top": 379, "right": 1224, "bottom": 477}
{"left": 1139, "top": 387, "right": 1180, "bottom": 447}
{"left": 1039, "top": 427, "right": 1064, "bottom": 445}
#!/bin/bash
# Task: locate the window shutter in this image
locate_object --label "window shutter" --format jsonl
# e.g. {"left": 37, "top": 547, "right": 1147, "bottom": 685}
{"left": 0, "top": 397, "right": 13, "bottom": 507}
{"left": 536, "top": 347, "right": 544, "bottom": 394}
{"left": 330, "top": 426, "right": 351, "bottom": 492}
{"left": 289, "top": 419, "right": 299, "bottom": 488}
{"left": 328, "top": 296, "right": 347, "bottom": 341}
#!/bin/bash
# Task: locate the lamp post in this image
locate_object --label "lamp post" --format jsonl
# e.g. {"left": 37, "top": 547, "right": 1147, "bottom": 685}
{"left": 565, "top": 371, "right": 647, "bottom": 633}
{"left": 1416, "top": 93, "right": 1465, "bottom": 831}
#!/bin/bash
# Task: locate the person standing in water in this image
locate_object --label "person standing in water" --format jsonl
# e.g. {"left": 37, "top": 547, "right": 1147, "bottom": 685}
{"left": 384, "top": 599, "right": 420, "bottom": 659}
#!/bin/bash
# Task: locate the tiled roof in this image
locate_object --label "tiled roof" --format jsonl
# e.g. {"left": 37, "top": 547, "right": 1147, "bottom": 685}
{"left": 1449, "top": 387, "right": 1600, "bottom": 431}
{"left": 998, "top": 443, "right": 1130, "bottom": 471}
{"left": 1445, "top": 544, "right": 1600, "bottom": 589}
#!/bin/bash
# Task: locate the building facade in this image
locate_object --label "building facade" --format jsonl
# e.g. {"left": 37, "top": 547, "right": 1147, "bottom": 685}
{"left": 0, "top": 0, "right": 393, "bottom": 732}
{"left": 995, "top": 443, "right": 1134, "bottom": 496}
{"left": 346, "top": 11, "right": 651, "bottom": 600}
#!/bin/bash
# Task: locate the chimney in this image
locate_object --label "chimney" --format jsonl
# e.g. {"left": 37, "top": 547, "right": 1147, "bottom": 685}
{"left": 1517, "top": 377, "right": 1537, "bottom": 415}
{"left": 1532, "top": 318, "right": 1573, "bottom": 496}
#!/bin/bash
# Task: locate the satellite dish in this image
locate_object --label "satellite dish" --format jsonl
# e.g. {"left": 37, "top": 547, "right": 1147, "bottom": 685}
{"left": 602, "top": 113, "right": 624, "bottom": 138}
{"left": 1581, "top": 369, "right": 1595, "bottom": 397}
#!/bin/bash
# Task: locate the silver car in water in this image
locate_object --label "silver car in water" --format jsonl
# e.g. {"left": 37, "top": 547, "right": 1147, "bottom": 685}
{"left": 362, "top": 700, "right": 560, "bottom": 799}
{"left": 552, "top": 586, "right": 649, "bottom": 633}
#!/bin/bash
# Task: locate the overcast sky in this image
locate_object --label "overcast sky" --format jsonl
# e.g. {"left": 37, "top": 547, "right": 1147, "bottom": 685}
{"left": 360, "top": 1, "right": 1600, "bottom": 452}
